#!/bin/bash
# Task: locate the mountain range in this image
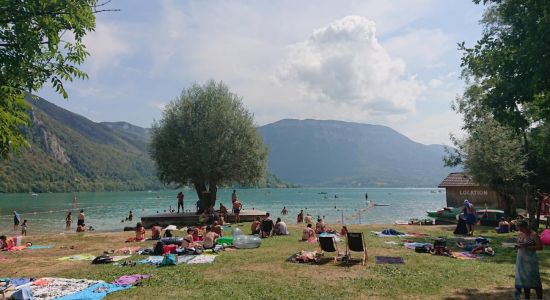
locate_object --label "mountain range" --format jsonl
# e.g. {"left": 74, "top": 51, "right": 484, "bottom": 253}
{"left": 0, "top": 97, "right": 455, "bottom": 192}
{"left": 259, "top": 119, "right": 455, "bottom": 187}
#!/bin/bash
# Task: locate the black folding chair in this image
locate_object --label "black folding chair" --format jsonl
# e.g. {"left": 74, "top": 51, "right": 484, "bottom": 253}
{"left": 318, "top": 236, "right": 344, "bottom": 263}
{"left": 346, "top": 232, "right": 368, "bottom": 265}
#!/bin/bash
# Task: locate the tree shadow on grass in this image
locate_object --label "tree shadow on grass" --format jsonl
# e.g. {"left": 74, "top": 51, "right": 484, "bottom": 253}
{"left": 443, "top": 286, "right": 515, "bottom": 300}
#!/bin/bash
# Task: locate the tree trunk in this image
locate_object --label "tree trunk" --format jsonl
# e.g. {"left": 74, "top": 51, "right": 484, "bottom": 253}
{"left": 525, "top": 185, "right": 537, "bottom": 230}
{"left": 193, "top": 181, "right": 218, "bottom": 214}
{"left": 501, "top": 185, "right": 517, "bottom": 218}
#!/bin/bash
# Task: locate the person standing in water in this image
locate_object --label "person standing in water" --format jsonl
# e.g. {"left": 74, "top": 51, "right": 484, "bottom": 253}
{"left": 177, "top": 191, "right": 184, "bottom": 213}
{"left": 65, "top": 212, "right": 72, "bottom": 230}
{"left": 77, "top": 209, "right": 85, "bottom": 227}
{"left": 365, "top": 191, "right": 369, "bottom": 201}
{"left": 13, "top": 211, "right": 21, "bottom": 231}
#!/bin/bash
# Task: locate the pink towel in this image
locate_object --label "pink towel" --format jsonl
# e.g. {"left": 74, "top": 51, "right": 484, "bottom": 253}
{"left": 113, "top": 274, "right": 152, "bottom": 285}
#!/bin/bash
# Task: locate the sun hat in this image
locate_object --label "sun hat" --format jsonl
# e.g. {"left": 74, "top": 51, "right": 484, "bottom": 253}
{"left": 164, "top": 225, "right": 178, "bottom": 231}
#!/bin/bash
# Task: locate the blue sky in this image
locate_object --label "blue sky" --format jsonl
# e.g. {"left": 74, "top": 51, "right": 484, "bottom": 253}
{"left": 38, "top": 0, "right": 486, "bottom": 145}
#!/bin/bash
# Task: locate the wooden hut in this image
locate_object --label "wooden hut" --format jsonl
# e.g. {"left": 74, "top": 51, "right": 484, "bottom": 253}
{"left": 438, "top": 172, "right": 504, "bottom": 209}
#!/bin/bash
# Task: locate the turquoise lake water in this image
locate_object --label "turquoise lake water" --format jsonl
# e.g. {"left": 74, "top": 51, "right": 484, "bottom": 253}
{"left": 0, "top": 188, "right": 445, "bottom": 234}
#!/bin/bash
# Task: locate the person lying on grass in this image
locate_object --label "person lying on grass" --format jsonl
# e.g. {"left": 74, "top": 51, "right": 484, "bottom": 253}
{"left": 456, "top": 241, "right": 494, "bottom": 255}
{"left": 0, "top": 235, "right": 15, "bottom": 250}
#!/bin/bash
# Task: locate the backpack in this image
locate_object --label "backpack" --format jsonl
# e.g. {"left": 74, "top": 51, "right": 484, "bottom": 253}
{"left": 92, "top": 255, "right": 113, "bottom": 264}
{"left": 414, "top": 246, "right": 430, "bottom": 253}
{"left": 160, "top": 253, "right": 177, "bottom": 266}
{"left": 153, "top": 241, "right": 165, "bottom": 256}
{"left": 433, "top": 237, "right": 447, "bottom": 248}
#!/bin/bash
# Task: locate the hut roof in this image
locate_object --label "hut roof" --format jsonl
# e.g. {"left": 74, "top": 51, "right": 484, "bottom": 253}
{"left": 438, "top": 172, "right": 479, "bottom": 188}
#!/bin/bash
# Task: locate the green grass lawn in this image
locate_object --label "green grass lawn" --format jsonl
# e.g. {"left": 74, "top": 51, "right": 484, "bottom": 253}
{"left": 3, "top": 224, "right": 549, "bottom": 299}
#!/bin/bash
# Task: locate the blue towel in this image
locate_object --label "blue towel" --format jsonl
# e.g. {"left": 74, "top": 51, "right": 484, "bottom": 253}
{"left": 9, "top": 278, "right": 33, "bottom": 287}
{"left": 55, "top": 282, "right": 131, "bottom": 300}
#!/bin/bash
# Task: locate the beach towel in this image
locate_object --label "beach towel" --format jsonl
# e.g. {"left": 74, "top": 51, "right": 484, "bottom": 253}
{"left": 384, "top": 241, "right": 399, "bottom": 245}
{"left": 111, "top": 256, "right": 131, "bottom": 262}
{"left": 186, "top": 254, "right": 216, "bottom": 264}
{"left": 55, "top": 282, "right": 131, "bottom": 300}
{"left": 375, "top": 256, "right": 405, "bottom": 264}
{"left": 21, "top": 278, "right": 100, "bottom": 300}
{"left": 137, "top": 256, "right": 164, "bottom": 265}
{"left": 176, "top": 256, "right": 196, "bottom": 265}
{"left": 115, "top": 247, "right": 141, "bottom": 255}
{"left": 58, "top": 254, "right": 96, "bottom": 261}
{"left": 26, "top": 244, "right": 54, "bottom": 250}
{"left": 9, "top": 278, "right": 33, "bottom": 287}
{"left": 403, "top": 242, "right": 432, "bottom": 250}
{"left": 451, "top": 252, "right": 481, "bottom": 260}
{"left": 112, "top": 274, "right": 151, "bottom": 285}
{"left": 371, "top": 231, "right": 412, "bottom": 238}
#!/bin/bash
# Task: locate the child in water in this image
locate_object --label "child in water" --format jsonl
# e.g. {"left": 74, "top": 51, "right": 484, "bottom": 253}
{"left": 21, "top": 219, "right": 28, "bottom": 236}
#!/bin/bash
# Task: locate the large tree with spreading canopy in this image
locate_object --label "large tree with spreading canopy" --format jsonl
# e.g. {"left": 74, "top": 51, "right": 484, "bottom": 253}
{"left": 448, "top": 0, "right": 550, "bottom": 225}
{"left": 150, "top": 80, "right": 268, "bottom": 212}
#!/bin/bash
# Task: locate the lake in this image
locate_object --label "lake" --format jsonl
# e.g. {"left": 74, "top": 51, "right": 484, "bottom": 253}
{"left": 0, "top": 188, "right": 446, "bottom": 234}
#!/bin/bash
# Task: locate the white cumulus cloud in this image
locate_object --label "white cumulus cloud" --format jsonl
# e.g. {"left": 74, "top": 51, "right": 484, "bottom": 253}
{"left": 276, "top": 16, "right": 423, "bottom": 116}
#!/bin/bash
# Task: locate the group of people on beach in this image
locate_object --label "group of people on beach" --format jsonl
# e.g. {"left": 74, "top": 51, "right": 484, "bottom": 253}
{"left": 250, "top": 213, "right": 289, "bottom": 237}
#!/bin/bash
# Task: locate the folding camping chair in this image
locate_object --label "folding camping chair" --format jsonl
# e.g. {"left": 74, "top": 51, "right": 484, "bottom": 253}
{"left": 318, "top": 236, "right": 344, "bottom": 263}
{"left": 346, "top": 232, "right": 368, "bottom": 265}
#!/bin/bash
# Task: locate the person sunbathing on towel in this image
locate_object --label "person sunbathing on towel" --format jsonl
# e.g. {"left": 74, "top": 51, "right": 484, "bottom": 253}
{"left": 0, "top": 235, "right": 15, "bottom": 250}
{"left": 302, "top": 224, "right": 316, "bottom": 242}
{"left": 456, "top": 241, "right": 494, "bottom": 255}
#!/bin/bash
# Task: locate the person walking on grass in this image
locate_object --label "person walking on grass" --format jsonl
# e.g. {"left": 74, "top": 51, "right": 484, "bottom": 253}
{"left": 177, "top": 191, "right": 184, "bottom": 213}
{"left": 514, "top": 220, "right": 543, "bottom": 300}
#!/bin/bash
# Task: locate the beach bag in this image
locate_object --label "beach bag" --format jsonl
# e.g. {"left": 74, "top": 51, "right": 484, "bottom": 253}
{"left": 414, "top": 246, "right": 430, "bottom": 253}
{"left": 433, "top": 237, "right": 446, "bottom": 248}
{"left": 153, "top": 240, "right": 165, "bottom": 256}
{"left": 475, "top": 237, "right": 489, "bottom": 245}
{"left": 163, "top": 244, "right": 177, "bottom": 255}
{"left": 160, "top": 253, "right": 177, "bottom": 266}
{"left": 92, "top": 255, "right": 113, "bottom": 264}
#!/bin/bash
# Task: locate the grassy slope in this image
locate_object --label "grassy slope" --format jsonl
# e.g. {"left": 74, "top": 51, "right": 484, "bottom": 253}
{"left": 2, "top": 224, "right": 549, "bottom": 299}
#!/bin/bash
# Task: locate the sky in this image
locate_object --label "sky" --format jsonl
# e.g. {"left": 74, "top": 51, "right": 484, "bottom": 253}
{"left": 38, "top": 0, "right": 486, "bottom": 145}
